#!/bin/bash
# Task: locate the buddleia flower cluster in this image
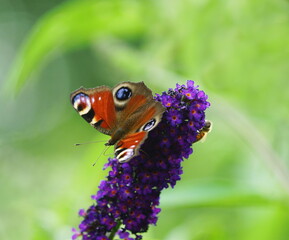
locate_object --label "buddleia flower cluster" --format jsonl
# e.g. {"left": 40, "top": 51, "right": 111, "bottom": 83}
{"left": 72, "top": 80, "right": 210, "bottom": 240}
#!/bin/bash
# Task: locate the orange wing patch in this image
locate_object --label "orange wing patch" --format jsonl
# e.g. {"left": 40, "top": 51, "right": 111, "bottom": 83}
{"left": 90, "top": 90, "right": 116, "bottom": 134}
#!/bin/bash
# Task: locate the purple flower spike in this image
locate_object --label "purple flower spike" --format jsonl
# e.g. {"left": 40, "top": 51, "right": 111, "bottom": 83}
{"left": 73, "top": 81, "right": 210, "bottom": 240}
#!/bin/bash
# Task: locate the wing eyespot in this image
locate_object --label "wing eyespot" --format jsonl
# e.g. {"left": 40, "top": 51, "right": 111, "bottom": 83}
{"left": 116, "top": 148, "right": 135, "bottom": 163}
{"left": 72, "top": 93, "right": 91, "bottom": 115}
{"left": 142, "top": 118, "right": 157, "bottom": 131}
{"left": 115, "top": 87, "right": 132, "bottom": 101}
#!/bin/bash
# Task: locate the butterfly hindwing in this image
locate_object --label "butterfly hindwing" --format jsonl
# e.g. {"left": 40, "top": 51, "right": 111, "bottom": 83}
{"left": 113, "top": 104, "right": 163, "bottom": 163}
{"left": 115, "top": 131, "right": 147, "bottom": 163}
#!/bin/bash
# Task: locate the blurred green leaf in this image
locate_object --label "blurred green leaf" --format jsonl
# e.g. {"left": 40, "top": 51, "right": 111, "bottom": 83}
{"left": 6, "top": 0, "right": 144, "bottom": 93}
{"left": 161, "top": 180, "right": 284, "bottom": 208}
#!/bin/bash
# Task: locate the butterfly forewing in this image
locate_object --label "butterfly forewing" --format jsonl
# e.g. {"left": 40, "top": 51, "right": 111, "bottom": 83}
{"left": 71, "top": 86, "right": 117, "bottom": 135}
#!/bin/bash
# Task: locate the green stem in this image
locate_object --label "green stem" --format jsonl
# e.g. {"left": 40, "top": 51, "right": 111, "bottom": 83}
{"left": 109, "top": 220, "right": 122, "bottom": 240}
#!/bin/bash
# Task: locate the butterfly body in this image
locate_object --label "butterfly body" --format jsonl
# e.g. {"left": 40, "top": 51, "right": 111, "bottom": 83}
{"left": 71, "top": 82, "right": 165, "bottom": 163}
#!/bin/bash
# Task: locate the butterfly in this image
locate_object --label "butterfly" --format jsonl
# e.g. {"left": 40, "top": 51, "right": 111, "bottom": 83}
{"left": 70, "top": 82, "right": 165, "bottom": 163}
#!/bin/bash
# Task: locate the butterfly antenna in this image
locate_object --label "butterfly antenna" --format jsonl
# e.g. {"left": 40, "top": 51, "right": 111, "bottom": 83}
{"left": 92, "top": 145, "right": 111, "bottom": 166}
{"left": 103, "top": 145, "right": 114, "bottom": 156}
{"left": 74, "top": 140, "right": 107, "bottom": 146}
{"left": 139, "top": 149, "right": 150, "bottom": 158}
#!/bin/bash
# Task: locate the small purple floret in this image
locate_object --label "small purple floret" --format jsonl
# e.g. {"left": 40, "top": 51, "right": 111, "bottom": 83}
{"left": 73, "top": 80, "right": 210, "bottom": 239}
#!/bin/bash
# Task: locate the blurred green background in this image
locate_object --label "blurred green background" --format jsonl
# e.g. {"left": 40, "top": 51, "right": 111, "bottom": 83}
{"left": 1, "top": 0, "right": 289, "bottom": 239}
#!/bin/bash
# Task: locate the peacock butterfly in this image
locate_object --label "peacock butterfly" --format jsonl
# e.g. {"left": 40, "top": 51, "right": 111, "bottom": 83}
{"left": 70, "top": 82, "right": 165, "bottom": 163}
